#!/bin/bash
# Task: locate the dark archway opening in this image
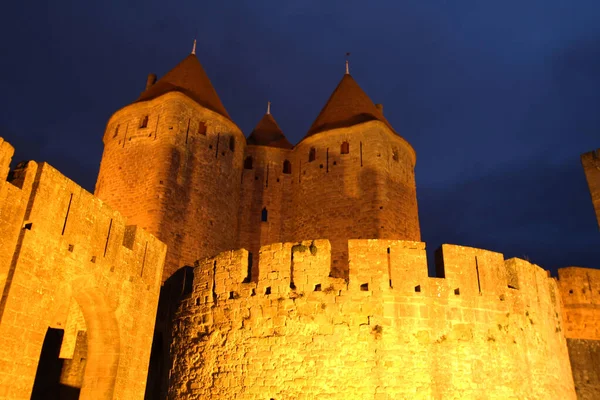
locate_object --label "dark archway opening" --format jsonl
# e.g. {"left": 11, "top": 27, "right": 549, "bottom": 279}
{"left": 144, "top": 332, "right": 164, "bottom": 399}
{"left": 31, "top": 328, "right": 64, "bottom": 400}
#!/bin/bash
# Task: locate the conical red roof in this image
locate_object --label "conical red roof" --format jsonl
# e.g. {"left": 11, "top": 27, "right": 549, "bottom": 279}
{"left": 305, "top": 74, "right": 396, "bottom": 138}
{"left": 247, "top": 113, "right": 293, "bottom": 149}
{"left": 137, "top": 54, "right": 231, "bottom": 119}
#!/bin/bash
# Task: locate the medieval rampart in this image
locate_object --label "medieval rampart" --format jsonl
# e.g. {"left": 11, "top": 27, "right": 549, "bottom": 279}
{"left": 0, "top": 137, "right": 166, "bottom": 399}
{"left": 169, "top": 239, "right": 576, "bottom": 399}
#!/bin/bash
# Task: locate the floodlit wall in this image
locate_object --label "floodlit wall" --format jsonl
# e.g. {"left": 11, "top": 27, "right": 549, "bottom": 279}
{"left": 0, "top": 138, "right": 166, "bottom": 400}
{"left": 170, "top": 239, "right": 576, "bottom": 400}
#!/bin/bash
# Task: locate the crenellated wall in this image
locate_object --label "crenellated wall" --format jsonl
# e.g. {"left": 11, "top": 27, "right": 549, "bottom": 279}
{"left": 169, "top": 239, "right": 575, "bottom": 400}
{"left": 95, "top": 92, "right": 245, "bottom": 281}
{"left": 0, "top": 137, "right": 166, "bottom": 400}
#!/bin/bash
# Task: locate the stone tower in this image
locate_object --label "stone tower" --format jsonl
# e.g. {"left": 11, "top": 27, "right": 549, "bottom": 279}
{"left": 286, "top": 70, "right": 420, "bottom": 277}
{"left": 238, "top": 106, "right": 294, "bottom": 279}
{"left": 95, "top": 49, "right": 246, "bottom": 281}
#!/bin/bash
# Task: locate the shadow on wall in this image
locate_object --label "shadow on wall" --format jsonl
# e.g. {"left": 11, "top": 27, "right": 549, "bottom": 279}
{"left": 145, "top": 265, "right": 194, "bottom": 400}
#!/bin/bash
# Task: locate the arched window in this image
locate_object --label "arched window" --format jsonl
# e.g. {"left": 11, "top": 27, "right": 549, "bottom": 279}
{"left": 229, "top": 137, "right": 235, "bottom": 152}
{"left": 341, "top": 141, "right": 349, "bottom": 154}
{"left": 261, "top": 207, "right": 268, "bottom": 222}
{"left": 283, "top": 160, "right": 292, "bottom": 174}
{"left": 139, "top": 115, "right": 149, "bottom": 128}
{"left": 244, "top": 156, "right": 253, "bottom": 169}
{"left": 308, "top": 147, "right": 316, "bottom": 162}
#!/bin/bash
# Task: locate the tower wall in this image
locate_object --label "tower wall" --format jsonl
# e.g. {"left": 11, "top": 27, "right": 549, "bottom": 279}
{"left": 95, "top": 92, "right": 245, "bottom": 280}
{"left": 238, "top": 145, "right": 292, "bottom": 280}
{"left": 581, "top": 149, "right": 600, "bottom": 230}
{"left": 558, "top": 267, "right": 600, "bottom": 399}
{"left": 288, "top": 121, "right": 420, "bottom": 277}
{"left": 169, "top": 239, "right": 575, "bottom": 399}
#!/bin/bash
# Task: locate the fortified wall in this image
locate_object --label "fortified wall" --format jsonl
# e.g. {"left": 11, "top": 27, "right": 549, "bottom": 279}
{"left": 559, "top": 267, "right": 600, "bottom": 399}
{"left": 169, "top": 239, "right": 576, "bottom": 400}
{"left": 0, "top": 138, "right": 166, "bottom": 400}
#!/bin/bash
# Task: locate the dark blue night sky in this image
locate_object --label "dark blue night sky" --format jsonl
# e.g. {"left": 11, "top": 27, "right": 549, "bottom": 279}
{"left": 1, "top": 1, "right": 598, "bottom": 274}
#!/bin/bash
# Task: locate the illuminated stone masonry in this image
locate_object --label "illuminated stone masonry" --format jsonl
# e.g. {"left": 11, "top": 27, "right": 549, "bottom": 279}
{"left": 170, "top": 239, "right": 576, "bottom": 400}
{"left": 0, "top": 138, "right": 166, "bottom": 400}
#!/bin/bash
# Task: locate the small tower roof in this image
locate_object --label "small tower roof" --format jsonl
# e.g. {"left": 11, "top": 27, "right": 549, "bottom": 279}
{"left": 137, "top": 53, "right": 231, "bottom": 120}
{"left": 304, "top": 73, "right": 396, "bottom": 138}
{"left": 247, "top": 106, "right": 293, "bottom": 149}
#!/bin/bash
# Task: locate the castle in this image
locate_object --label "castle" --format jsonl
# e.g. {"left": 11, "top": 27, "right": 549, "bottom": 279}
{"left": 0, "top": 44, "right": 599, "bottom": 399}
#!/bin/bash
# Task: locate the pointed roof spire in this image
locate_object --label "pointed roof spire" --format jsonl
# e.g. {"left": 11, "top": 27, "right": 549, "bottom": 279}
{"left": 136, "top": 50, "right": 231, "bottom": 120}
{"left": 345, "top": 52, "right": 350, "bottom": 75}
{"left": 247, "top": 105, "right": 293, "bottom": 149}
{"left": 191, "top": 39, "right": 197, "bottom": 55}
{"left": 304, "top": 72, "right": 397, "bottom": 138}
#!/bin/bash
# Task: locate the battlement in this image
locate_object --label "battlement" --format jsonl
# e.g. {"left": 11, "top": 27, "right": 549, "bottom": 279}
{"left": 171, "top": 239, "right": 574, "bottom": 399}
{"left": 188, "top": 239, "right": 554, "bottom": 305}
{"left": 0, "top": 136, "right": 167, "bottom": 399}
{"left": 1, "top": 157, "right": 166, "bottom": 289}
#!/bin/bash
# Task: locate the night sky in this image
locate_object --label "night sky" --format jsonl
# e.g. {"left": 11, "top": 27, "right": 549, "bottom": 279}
{"left": 1, "top": 1, "right": 598, "bottom": 275}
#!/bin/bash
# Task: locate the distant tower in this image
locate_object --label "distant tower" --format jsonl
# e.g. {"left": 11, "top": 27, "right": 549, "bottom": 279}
{"left": 582, "top": 149, "right": 600, "bottom": 230}
{"left": 239, "top": 103, "right": 293, "bottom": 279}
{"left": 288, "top": 66, "right": 421, "bottom": 277}
{"left": 95, "top": 46, "right": 245, "bottom": 281}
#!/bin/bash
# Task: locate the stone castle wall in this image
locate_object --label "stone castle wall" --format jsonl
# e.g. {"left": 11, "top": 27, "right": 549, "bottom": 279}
{"left": 285, "top": 122, "right": 420, "bottom": 278}
{"left": 558, "top": 267, "right": 600, "bottom": 399}
{"left": 237, "top": 120, "right": 420, "bottom": 280}
{"left": 0, "top": 138, "right": 166, "bottom": 399}
{"left": 95, "top": 92, "right": 245, "bottom": 281}
{"left": 169, "top": 239, "right": 576, "bottom": 400}
{"left": 238, "top": 145, "right": 292, "bottom": 280}
{"left": 581, "top": 149, "right": 600, "bottom": 230}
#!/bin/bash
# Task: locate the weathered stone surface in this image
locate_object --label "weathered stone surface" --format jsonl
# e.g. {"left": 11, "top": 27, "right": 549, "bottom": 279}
{"left": 0, "top": 140, "right": 166, "bottom": 400}
{"left": 169, "top": 239, "right": 576, "bottom": 399}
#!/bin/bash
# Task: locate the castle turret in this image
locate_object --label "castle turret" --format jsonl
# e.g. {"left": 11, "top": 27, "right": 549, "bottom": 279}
{"left": 288, "top": 68, "right": 420, "bottom": 277}
{"left": 95, "top": 48, "right": 245, "bottom": 281}
{"left": 239, "top": 104, "right": 293, "bottom": 279}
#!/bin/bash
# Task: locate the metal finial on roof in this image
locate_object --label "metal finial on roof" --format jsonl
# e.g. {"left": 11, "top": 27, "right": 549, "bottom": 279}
{"left": 345, "top": 52, "right": 350, "bottom": 75}
{"left": 192, "top": 39, "right": 197, "bottom": 55}
{"left": 267, "top": 101, "right": 271, "bottom": 115}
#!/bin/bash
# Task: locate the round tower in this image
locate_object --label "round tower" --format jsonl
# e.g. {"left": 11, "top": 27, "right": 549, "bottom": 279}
{"left": 238, "top": 103, "right": 294, "bottom": 280}
{"left": 95, "top": 49, "right": 245, "bottom": 281}
{"left": 288, "top": 68, "right": 420, "bottom": 277}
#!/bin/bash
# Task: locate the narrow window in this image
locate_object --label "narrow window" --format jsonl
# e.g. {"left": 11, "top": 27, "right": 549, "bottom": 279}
{"left": 198, "top": 122, "right": 207, "bottom": 136}
{"left": 283, "top": 160, "right": 292, "bottom": 174}
{"left": 392, "top": 147, "right": 399, "bottom": 162}
{"left": 308, "top": 147, "right": 316, "bottom": 162}
{"left": 341, "top": 141, "right": 349, "bottom": 154}
{"left": 244, "top": 156, "right": 253, "bottom": 169}
{"left": 113, "top": 124, "right": 120, "bottom": 138}
{"left": 139, "top": 115, "right": 148, "bottom": 128}
{"left": 229, "top": 137, "right": 235, "bottom": 152}
{"left": 261, "top": 207, "right": 268, "bottom": 222}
